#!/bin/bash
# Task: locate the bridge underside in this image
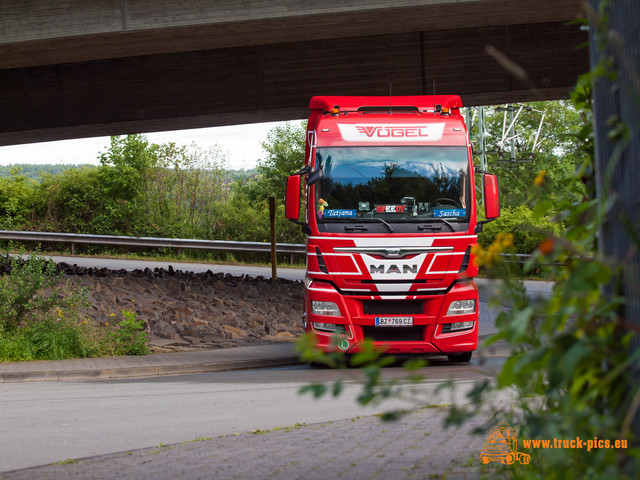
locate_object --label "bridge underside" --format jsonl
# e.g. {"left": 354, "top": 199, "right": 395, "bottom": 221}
{"left": 0, "top": 1, "right": 588, "bottom": 146}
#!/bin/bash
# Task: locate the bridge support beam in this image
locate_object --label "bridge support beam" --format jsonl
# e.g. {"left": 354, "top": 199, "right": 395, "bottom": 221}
{"left": 0, "top": 21, "right": 587, "bottom": 146}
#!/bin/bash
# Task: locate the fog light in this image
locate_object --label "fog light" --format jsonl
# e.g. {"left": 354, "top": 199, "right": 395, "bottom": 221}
{"left": 311, "top": 300, "right": 341, "bottom": 316}
{"left": 313, "top": 322, "right": 337, "bottom": 333}
{"left": 446, "top": 299, "right": 476, "bottom": 316}
{"left": 449, "top": 321, "right": 474, "bottom": 331}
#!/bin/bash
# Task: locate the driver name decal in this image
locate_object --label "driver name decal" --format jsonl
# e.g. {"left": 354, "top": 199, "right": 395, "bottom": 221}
{"left": 323, "top": 209, "right": 357, "bottom": 218}
{"left": 338, "top": 123, "right": 446, "bottom": 142}
{"left": 433, "top": 209, "right": 466, "bottom": 218}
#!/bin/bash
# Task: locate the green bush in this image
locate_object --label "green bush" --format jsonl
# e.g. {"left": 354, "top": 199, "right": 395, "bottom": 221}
{"left": 0, "top": 253, "right": 151, "bottom": 361}
{"left": 0, "top": 254, "right": 88, "bottom": 334}
{"left": 0, "top": 253, "right": 97, "bottom": 361}
{"left": 478, "top": 205, "right": 562, "bottom": 255}
{"left": 110, "top": 310, "right": 150, "bottom": 356}
{"left": 0, "top": 169, "right": 38, "bottom": 230}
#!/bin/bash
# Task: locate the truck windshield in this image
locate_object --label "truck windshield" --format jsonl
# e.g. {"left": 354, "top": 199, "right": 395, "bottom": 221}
{"left": 314, "top": 146, "right": 470, "bottom": 226}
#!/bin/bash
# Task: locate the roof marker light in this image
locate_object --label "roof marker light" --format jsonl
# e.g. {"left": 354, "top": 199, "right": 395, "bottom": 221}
{"left": 330, "top": 105, "right": 340, "bottom": 115}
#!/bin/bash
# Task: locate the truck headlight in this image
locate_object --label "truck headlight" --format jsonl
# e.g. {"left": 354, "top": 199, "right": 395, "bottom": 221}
{"left": 446, "top": 299, "right": 476, "bottom": 316}
{"left": 311, "top": 300, "right": 341, "bottom": 316}
{"left": 449, "top": 321, "right": 474, "bottom": 331}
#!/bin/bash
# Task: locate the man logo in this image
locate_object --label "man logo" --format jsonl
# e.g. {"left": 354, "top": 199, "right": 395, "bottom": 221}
{"left": 370, "top": 265, "right": 418, "bottom": 274}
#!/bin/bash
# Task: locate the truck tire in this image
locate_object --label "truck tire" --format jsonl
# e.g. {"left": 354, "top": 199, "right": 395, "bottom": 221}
{"left": 447, "top": 351, "right": 472, "bottom": 363}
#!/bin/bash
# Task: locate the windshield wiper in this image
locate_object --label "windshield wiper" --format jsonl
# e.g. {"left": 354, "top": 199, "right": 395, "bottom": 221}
{"left": 345, "top": 218, "right": 394, "bottom": 233}
{"left": 418, "top": 218, "right": 455, "bottom": 232}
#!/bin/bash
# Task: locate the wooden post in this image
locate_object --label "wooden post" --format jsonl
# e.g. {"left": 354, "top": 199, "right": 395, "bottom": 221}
{"left": 269, "top": 197, "right": 277, "bottom": 282}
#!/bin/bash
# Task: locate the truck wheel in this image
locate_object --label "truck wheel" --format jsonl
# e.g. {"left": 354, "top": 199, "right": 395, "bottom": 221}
{"left": 447, "top": 351, "right": 472, "bottom": 363}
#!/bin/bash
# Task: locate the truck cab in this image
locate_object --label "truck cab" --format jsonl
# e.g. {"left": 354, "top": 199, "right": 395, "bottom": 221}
{"left": 286, "top": 96, "right": 499, "bottom": 362}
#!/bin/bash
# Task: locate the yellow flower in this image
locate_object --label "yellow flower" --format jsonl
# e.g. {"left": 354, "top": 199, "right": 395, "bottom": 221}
{"left": 57, "top": 309, "right": 64, "bottom": 318}
{"left": 472, "top": 233, "right": 513, "bottom": 267}
{"left": 534, "top": 170, "right": 547, "bottom": 187}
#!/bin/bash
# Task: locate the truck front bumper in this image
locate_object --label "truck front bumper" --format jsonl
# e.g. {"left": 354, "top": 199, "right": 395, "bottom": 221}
{"left": 305, "top": 279, "right": 479, "bottom": 355}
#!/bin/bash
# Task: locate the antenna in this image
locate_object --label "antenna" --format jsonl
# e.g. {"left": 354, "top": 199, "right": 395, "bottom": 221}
{"left": 389, "top": 80, "right": 392, "bottom": 115}
{"left": 493, "top": 104, "right": 546, "bottom": 165}
{"left": 433, "top": 79, "right": 436, "bottom": 115}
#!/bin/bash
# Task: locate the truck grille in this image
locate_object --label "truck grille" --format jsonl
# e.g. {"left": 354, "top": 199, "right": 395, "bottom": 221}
{"left": 362, "top": 300, "right": 423, "bottom": 315}
{"left": 362, "top": 326, "right": 425, "bottom": 342}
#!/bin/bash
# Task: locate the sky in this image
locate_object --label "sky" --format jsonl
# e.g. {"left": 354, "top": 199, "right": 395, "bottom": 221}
{"left": 0, "top": 121, "right": 295, "bottom": 171}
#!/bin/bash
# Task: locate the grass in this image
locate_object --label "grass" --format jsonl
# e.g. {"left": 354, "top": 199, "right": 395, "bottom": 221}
{"left": 0, "top": 253, "right": 150, "bottom": 362}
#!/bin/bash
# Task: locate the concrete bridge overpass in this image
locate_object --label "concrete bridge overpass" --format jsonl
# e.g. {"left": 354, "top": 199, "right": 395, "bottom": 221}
{"left": 0, "top": 0, "right": 589, "bottom": 146}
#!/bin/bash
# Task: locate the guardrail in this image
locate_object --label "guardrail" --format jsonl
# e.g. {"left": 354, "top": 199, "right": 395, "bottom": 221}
{"left": 0, "top": 230, "right": 547, "bottom": 266}
{"left": 0, "top": 230, "right": 306, "bottom": 257}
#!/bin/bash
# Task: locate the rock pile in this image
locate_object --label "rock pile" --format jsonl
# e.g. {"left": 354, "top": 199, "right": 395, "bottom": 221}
{"left": 57, "top": 263, "right": 305, "bottom": 353}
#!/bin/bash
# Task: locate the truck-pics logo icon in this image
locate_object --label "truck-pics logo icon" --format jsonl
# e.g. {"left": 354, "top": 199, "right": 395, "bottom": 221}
{"left": 479, "top": 423, "right": 531, "bottom": 465}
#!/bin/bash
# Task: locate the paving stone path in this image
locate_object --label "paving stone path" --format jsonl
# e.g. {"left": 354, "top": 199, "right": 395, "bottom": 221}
{"left": 1, "top": 405, "right": 502, "bottom": 480}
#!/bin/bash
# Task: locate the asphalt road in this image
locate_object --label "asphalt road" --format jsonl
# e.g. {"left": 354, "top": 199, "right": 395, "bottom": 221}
{"left": 45, "top": 255, "right": 307, "bottom": 282}
{"left": 0, "top": 359, "right": 509, "bottom": 473}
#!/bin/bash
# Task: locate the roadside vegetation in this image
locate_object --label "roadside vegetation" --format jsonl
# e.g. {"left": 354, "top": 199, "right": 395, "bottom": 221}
{"left": 0, "top": 253, "right": 149, "bottom": 361}
{"left": 0, "top": 124, "right": 307, "bottom": 264}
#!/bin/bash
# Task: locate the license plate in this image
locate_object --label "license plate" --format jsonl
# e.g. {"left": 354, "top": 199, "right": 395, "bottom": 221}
{"left": 375, "top": 317, "right": 413, "bottom": 326}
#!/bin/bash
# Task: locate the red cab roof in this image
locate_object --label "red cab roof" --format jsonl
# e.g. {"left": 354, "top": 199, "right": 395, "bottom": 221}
{"left": 309, "top": 95, "right": 462, "bottom": 112}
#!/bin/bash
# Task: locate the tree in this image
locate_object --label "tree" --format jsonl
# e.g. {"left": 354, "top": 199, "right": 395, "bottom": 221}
{"left": 145, "top": 142, "right": 231, "bottom": 238}
{"left": 98, "top": 134, "right": 158, "bottom": 202}
{"left": 245, "top": 121, "right": 306, "bottom": 201}
{"left": 480, "top": 100, "right": 588, "bottom": 208}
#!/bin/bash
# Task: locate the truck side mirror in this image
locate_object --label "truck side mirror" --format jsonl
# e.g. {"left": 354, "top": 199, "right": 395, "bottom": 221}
{"left": 483, "top": 174, "right": 500, "bottom": 219}
{"left": 285, "top": 175, "right": 302, "bottom": 221}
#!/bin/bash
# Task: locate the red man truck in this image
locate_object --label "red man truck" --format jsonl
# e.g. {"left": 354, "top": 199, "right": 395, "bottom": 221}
{"left": 285, "top": 96, "right": 499, "bottom": 362}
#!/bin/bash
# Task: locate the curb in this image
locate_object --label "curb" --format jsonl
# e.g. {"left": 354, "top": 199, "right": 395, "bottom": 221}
{"left": 1, "top": 337, "right": 510, "bottom": 384}
{"left": 0, "top": 355, "right": 301, "bottom": 383}
{"left": 0, "top": 343, "right": 302, "bottom": 383}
